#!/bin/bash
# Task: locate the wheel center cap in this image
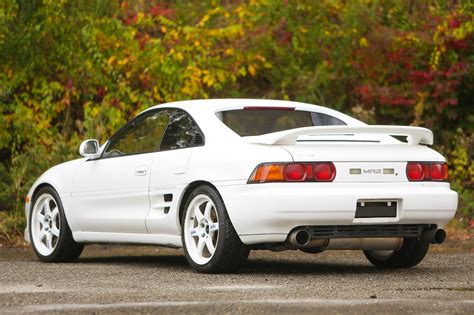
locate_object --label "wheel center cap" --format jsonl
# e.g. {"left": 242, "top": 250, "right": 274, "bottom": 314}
{"left": 199, "top": 220, "right": 209, "bottom": 237}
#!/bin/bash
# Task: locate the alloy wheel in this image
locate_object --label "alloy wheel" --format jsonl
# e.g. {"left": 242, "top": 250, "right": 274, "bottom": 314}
{"left": 31, "top": 194, "right": 60, "bottom": 256}
{"left": 183, "top": 194, "right": 219, "bottom": 265}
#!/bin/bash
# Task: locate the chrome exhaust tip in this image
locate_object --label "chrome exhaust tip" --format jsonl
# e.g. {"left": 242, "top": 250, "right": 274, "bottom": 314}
{"left": 288, "top": 229, "right": 311, "bottom": 247}
{"left": 294, "top": 229, "right": 311, "bottom": 247}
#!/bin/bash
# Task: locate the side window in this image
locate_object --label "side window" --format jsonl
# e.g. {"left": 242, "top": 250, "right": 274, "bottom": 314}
{"left": 103, "top": 110, "right": 170, "bottom": 158}
{"left": 160, "top": 110, "right": 204, "bottom": 151}
{"left": 311, "top": 112, "right": 346, "bottom": 126}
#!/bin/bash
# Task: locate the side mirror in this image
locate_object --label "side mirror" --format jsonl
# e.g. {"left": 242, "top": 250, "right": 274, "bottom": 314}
{"left": 79, "top": 139, "right": 100, "bottom": 159}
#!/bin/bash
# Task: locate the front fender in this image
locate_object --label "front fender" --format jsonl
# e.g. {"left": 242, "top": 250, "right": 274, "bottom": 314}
{"left": 24, "top": 158, "right": 86, "bottom": 242}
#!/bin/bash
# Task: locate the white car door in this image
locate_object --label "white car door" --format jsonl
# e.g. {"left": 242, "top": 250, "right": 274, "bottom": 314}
{"left": 71, "top": 109, "right": 170, "bottom": 234}
{"left": 146, "top": 109, "right": 205, "bottom": 236}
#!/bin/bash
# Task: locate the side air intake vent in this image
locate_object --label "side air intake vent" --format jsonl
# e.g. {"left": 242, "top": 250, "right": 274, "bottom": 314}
{"left": 193, "top": 133, "right": 204, "bottom": 146}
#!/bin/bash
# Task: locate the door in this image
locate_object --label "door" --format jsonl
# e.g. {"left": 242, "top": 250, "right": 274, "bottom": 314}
{"left": 71, "top": 109, "right": 170, "bottom": 234}
{"left": 146, "top": 109, "right": 205, "bottom": 235}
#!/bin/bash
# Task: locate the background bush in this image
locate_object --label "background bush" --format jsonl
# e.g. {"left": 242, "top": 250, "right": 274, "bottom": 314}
{"left": 0, "top": 0, "right": 473, "bottom": 239}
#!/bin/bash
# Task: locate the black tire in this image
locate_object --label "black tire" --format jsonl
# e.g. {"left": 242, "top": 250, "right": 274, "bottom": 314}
{"left": 181, "top": 185, "right": 249, "bottom": 273}
{"left": 29, "top": 186, "right": 84, "bottom": 262}
{"left": 363, "top": 237, "right": 430, "bottom": 268}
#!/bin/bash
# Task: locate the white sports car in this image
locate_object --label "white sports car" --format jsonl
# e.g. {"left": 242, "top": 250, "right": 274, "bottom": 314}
{"left": 25, "top": 99, "right": 458, "bottom": 273}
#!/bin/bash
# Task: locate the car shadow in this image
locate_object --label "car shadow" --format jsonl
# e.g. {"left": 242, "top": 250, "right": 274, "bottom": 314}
{"left": 77, "top": 254, "right": 188, "bottom": 266}
{"left": 76, "top": 254, "right": 438, "bottom": 276}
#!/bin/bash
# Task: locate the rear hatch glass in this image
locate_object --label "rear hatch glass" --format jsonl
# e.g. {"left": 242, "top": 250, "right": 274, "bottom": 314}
{"left": 217, "top": 109, "right": 345, "bottom": 136}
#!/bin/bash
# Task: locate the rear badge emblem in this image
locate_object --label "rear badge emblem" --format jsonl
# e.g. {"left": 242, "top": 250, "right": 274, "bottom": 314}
{"left": 350, "top": 168, "right": 396, "bottom": 175}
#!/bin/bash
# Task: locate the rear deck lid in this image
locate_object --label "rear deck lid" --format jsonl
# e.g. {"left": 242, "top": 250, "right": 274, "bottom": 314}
{"left": 245, "top": 125, "right": 442, "bottom": 183}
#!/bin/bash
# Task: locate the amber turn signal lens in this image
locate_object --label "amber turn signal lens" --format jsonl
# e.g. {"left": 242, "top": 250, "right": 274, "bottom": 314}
{"left": 250, "top": 164, "right": 285, "bottom": 183}
{"left": 443, "top": 164, "right": 449, "bottom": 180}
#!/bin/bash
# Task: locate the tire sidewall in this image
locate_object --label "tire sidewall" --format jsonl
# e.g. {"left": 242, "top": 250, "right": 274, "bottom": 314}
{"left": 364, "top": 237, "right": 430, "bottom": 268}
{"left": 181, "top": 186, "right": 229, "bottom": 272}
{"left": 29, "top": 187, "right": 69, "bottom": 262}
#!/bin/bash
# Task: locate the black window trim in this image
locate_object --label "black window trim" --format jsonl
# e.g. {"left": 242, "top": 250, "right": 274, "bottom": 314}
{"left": 159, "top": 109, "right": 206, "bottom": 152}
{"left": 98, "top": 108, "right": 205, "bottom": 160}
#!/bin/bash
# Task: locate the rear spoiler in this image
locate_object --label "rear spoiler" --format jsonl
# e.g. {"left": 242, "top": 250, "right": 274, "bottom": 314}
{"left": 245, "top": 125, "right": 433, "bottom": 146}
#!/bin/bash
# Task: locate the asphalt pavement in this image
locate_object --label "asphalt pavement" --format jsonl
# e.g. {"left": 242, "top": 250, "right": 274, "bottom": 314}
{"left": 0, "top": 245, "right": 473, "bottom": 314}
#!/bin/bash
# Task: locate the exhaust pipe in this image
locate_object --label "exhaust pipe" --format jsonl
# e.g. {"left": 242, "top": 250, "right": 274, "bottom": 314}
{"left": 422, "top": 228, "right": 446, "bottom": 244}
{"left": 287, "top": 228, "right": 445, "bottom": 250}
{"left": 288, "top": 229, "right": 311, "bottom": 247}
{"left": 287, "top": 229, "right": 328, "bottom": 248}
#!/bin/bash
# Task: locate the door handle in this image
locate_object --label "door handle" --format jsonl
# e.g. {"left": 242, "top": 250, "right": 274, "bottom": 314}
{"left": 134, "top": 167, "right": 148, "bottom": 176}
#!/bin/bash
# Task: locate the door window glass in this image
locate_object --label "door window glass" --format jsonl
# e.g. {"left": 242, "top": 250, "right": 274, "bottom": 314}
{"left": 103, "top": 110, "right": 169, "bottom": 158}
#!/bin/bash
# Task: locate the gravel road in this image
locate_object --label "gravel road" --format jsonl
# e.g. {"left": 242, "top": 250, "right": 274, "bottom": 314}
{"left": 0, "top": 245, "right": 473, "bottom": 314}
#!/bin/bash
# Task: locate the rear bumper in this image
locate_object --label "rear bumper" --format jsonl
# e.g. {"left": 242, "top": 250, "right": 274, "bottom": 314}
{"left": 217, "top": 182, "right": 458, "bottom": 245}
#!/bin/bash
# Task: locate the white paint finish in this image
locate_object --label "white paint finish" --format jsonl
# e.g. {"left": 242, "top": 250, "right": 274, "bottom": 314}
{"left": 333, "top": 162, "right": 408, "bottom": 182}
{"left": 145, "top": 148, "right": 194, "bottom": 235}
{"left": 24, "top": 158, "right": 85, "bottom": 234}
{"left": 283, "top": 143, "right": 442, "bottom": 162}
{"left": 218, "top": 182, "right": 458, "bottom": 244}
{"left": 70, "top": 153, "right": 154, "bottom": 234}
{"left": 246, "top": 125, "right": 433, "bottom": 145}
{"left": 74, "top": 231, "right": 182, "bottom": 247}
{"left": 145, "top": 186, "right": 184, "bottom": 236}
{"left": 24, "top": 99, "right": 458, "bottom": 251}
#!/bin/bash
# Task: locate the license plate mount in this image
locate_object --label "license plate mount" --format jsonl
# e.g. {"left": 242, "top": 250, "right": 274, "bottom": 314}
{"left": 355, "top": 200, "right": 397, "bottom": 218}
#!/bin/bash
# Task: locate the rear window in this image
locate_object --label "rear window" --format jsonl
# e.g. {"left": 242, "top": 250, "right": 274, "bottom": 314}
{"left": 217, "top": 109, "right": 346, "bottom": 136}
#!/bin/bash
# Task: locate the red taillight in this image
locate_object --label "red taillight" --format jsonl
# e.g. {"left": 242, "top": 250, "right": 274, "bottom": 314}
{"left": 430, "top": 163, "right": 442, "bottom": 180}
{"left": 314, "top": 162, "right": 336, "bottom": 182}
{"left": 249, "top": 162, "right": 336, "bottom": 183}
{"left": 406, "top": 162, "right": 448, "bottom": 182}
{"left": 406, "top": 163, "right": 424, "bottom": 181}
{"left": 284, "top": 164, "right": 306, "bottom": 181}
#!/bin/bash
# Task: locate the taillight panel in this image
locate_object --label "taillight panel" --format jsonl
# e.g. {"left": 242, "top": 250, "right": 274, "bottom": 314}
{"left": 406, "top": 162, "right": 448, "bottom": 182}
{"left": 248, "top": 162, "right": 336, "bottom": 184}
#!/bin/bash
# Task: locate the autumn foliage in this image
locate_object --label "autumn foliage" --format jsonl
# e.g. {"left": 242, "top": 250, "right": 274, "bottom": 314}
{"left": 0, "top": 0, "right": 473, "bottom": 237}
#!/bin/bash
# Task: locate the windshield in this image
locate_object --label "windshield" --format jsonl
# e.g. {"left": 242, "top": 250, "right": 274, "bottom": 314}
{"left": 217, "top": 109, "right": 346, "bottom": 136}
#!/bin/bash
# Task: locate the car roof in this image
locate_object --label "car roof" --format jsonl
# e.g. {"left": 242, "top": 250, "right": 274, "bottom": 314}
{"left": 146, "top": 98, "right": 332, "bottom": 112}
{"left": 144, "top": 99, "right": 357, "bottom": 121}
{"left": 141, "top": 99, "right": 363, "bottom": 144}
